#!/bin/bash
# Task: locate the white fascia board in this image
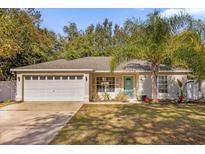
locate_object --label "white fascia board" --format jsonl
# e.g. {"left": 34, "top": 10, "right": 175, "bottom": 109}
{"left": 11, "top": 68, "right": 190, "bottom": 73}
{"left": 10, "top": 69, "right": 94, "bottom": 72}
{"left": 94, "top": 70, "right": 191, "bottom": 73}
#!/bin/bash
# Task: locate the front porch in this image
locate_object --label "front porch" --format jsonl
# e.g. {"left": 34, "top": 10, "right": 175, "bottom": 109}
{"left": 90, "top": 72, "right": 140, "bottom": 102}
{"left": 89, "top": 72, "right": 187, "bottom": 102}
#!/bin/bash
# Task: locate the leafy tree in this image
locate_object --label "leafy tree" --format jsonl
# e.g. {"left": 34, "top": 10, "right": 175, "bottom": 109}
{"left": 113, "top": 24, "right": 128, "bottom": 47}
{"left": 189, "top": 19, "right": 205, "bottom": 40}
{"left": 110, "top": 10, "right": 193, "bottom": 103}
{"left": 173, "top": 30, "right": 205, "bottom": 77}
{"left": 0, "top": 9, "right": 57, "bottom": 80}
{"left": 63, "top": 22, "right": 79, "bottom": 41}
{"left": 59, "top": 19, "right": 116, "bottom": 59}
{"left": 92, "top": 18, "right": 113, "bottom": 56}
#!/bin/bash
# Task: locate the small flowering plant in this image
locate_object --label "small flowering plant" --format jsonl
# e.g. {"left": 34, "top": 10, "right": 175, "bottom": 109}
{"left": 177, "top": 79, "right": 184, "bottom": 103}
{"left": 178, "top": 95, "right": 184, "bottom": 103}
{"left": 144, "top": 95, "right": 152, "bottom": 103}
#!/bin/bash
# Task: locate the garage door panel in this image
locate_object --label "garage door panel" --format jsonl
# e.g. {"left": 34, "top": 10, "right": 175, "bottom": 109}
{"left": 24, "top": 75, "right": 85, "bottom": 101}
{"left": 24, "top": 82, "right": 84, "bottom": 90}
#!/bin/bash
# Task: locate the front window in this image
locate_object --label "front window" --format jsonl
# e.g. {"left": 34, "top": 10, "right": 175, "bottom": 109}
{"left": 96, "top": 77, "right": 115, "bottom": 92}
{"left": 158, "top": 76, "right": 168, "bottom": 93}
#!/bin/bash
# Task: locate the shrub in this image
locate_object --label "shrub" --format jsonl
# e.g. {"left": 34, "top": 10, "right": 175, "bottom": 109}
{"left": 92, "top": 93, "right": 102, "bottom": 102}
{"left": 115, "top": 91, "right": 129, "bottom": 102}
{"left": 3, "top": 99, "right": 11, "bottom": 104}
{"left": 141, "top": 95, "right": 152, "bottom": 103}
{"left": 144, "top": 96, "right": 151, "bottom": 103}
{"left": 102, "top": 92, "right": 111, "bottom": 101}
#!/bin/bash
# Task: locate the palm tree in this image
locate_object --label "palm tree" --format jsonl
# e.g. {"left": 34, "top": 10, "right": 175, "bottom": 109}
{"left": 110, "top": 10, "right": 192, "bottom": 103}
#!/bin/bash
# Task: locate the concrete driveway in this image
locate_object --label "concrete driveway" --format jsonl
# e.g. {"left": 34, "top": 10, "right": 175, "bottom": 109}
{"left": 0, "top": 102, "right": 82, "bottom": 145}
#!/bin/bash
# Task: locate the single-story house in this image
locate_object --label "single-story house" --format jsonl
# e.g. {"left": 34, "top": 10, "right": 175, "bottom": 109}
{"left": 11, "top": 57, "right": 190, "bottom": 102}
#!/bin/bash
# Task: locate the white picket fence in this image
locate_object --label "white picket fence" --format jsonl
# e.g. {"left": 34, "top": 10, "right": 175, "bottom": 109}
{"left": 0, "top": 81, "right": 16, "bottom": 102}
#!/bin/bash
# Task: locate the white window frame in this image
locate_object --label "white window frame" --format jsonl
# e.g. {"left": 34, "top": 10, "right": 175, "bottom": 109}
{"left": 157, "top": 76, "right": 168, "bottom": 93}
{"left": 96, "top": 77, "right": 115, "bottom": 92}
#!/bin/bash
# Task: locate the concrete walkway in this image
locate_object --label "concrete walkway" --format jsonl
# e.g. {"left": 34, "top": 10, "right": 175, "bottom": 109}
{"left": 0, "top": 102, "right": 82, "bottom": 145}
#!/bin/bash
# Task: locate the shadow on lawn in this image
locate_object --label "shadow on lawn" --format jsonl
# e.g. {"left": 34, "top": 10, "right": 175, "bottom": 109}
{"left": 50, "top": 104, "right": 205, "bottom": 145}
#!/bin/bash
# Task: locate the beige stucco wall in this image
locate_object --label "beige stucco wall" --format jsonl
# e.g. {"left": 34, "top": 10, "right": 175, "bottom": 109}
{"left": 15, "top": 71, "right": 188, "bottom": 102}
{"left": 91, "top": 72, "right": 188, "bottom": 100}
{"left": 166, "top": 74, "right": 187, "bottom": 99}
{"left": 138, "top": 73, "right": 152, "bottom": 98}
{"left": 138, "top": 72, "right": 188, "bottom": 100}
{"left": 84, "top": 73, "right": 90, "bottom": 101}
{"left": 16, "top": 73, "right": 23, "bottom": 101}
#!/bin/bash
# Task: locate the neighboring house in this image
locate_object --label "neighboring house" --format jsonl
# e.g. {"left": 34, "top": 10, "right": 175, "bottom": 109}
{"left": 11, "top": 57, "right": 190, "bottom": 102}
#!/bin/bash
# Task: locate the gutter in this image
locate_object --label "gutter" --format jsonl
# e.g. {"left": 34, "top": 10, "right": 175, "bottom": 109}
{"left": 10, "top": 69, "right": 94, "bottom": 72}
{"left": 94, "top": 70, "right": 191, "bottom": 73}
{"left": 10, "top": 68, "right": 191, "bottom": 73}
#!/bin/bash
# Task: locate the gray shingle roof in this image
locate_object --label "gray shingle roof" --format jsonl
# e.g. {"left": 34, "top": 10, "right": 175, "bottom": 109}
{"left": 11, "top": 56, "right": 190, "bottom": 72}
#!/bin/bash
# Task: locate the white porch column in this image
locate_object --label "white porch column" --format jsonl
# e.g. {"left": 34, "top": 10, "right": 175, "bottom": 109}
{"left": 84, "top": 73, "right": 90, "bottom": 102}
{"left": 16, "top": 73, "right": 23, "bottom": 101}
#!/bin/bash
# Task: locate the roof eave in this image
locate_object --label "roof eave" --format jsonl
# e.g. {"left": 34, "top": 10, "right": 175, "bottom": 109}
{"left": 10, "top": 68, "right": 191, "bottom": 73}
{"left": 10, "top": 69, "right": 94, "bottom": 72}
{"left": 94, "top": 70, "right": 191, "bottom": 73}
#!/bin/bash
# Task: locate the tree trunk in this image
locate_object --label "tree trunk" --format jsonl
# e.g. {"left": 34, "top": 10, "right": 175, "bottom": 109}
{"left": 151, "top": 62, "right": 159, "bottom": 103}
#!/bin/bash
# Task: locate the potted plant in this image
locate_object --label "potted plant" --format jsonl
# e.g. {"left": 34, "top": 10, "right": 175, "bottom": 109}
{"left": 145, "top": 96, "right": 151, "bottom": 103}
{"left": 142, "top": 95, "right": 152, "bottom": 103}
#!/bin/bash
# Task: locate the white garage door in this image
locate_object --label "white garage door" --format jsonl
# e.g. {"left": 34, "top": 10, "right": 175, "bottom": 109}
{"left": 24, "top": 75, "right": 85, "bottom": 101}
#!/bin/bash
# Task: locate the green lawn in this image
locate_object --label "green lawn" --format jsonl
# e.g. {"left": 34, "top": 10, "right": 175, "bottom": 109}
{"left": 50, "top": 103, "right": 205, "bottom": 145}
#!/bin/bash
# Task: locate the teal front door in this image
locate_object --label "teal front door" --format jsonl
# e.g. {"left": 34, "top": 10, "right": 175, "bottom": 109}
{"left": 124, "top": 76, "right": 134, "bottom": 97}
